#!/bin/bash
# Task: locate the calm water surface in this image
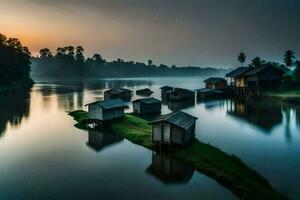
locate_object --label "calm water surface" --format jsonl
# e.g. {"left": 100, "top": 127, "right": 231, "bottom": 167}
{"left": 0, "top": 77, "right": 299, "bottom": 200}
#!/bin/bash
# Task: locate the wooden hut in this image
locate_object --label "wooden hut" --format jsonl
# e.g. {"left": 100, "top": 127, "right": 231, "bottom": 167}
{"left": 132, "top": 97, "right": 161, "bottom": 115}
{"left": 104, "top": 88, "right": 132, "bottom": 101}
{"left": 226, "top": 65, "right": 285, "bottom": 97}
{"left": 86, "top": 129, "right": 123, "bottom": 152}
{"left": 242, "top": 65, "right": 285, "bottom": 96}
{"left": 85, "top": 99, "right": 128, "bottom": 122}
{"left": 146, "top": 152, "right": 194, "bottom": 184}
{"left": 225, "top": 67, "right": 250, "bottom": 96}
{"left": 204, "top": 77, "right": 227, "bottom": 89}
{"left": 168, "top": 88, "right": 195, "bottom": 101}
{"left": 136, "top": 88, "right": 153, "bottom": 96}
{"left": 160, "top": 86, "right": 174, "bottom": 98}
{"left": 150, "top": 111, "right": 198, "bottom": 146}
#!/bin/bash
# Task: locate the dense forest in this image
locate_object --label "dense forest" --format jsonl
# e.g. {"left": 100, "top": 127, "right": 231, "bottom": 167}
{"left": 31, "top": 46, "right": 228, "bottom": 80}
{"left": 0, "top": 33, "right": 33, "bottom": 90}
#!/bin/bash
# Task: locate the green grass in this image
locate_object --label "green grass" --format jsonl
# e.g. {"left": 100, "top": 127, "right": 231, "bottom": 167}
{"left": 265, "top": 89, "right": 300, "bottom": 104}
{"left": 69, "top": 111, "right": 286, "bottom": 200}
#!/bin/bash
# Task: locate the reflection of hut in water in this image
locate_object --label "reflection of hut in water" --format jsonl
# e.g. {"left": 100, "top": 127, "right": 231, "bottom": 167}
{"left": 104, "top": 88, "right": 132, "bottom": 101}
{"left": 166, "top": 99, "right": 195, "bottom": 112}
{"left": 87, "top": 129, "right": 123, "bottom": 152}
{"left": 150, "top": 111, "right": 198, "bottom": 146}
{"left": 132, "top": 97, "right": 161, "bottom": 115}
{"left": 195, "top": 88, "right": 223, "bottom": 99}
{"left": 136, "top": 88, "right": 153, "bottom": 96}
{"left": 226, "top": 100, "right": 282, "bottom": 132}
{"left": 85, "top": 99, "right": 128, "bottom": 122}
{"left": 160, "top": 86, "right": 174, "bottom": 98}
{"left": 146, "top": 152, "right": 194, "bottom": 184}
{"left": 168, "top": 88, "right": 195, "bottom": 101}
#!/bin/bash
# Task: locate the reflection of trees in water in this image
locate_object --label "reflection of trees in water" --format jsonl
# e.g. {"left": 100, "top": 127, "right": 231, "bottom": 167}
{"left": 86, "top": 129, "right": 123, "bottom": 152}
{"left": 295, "top": 108, "right": 300, "bottom": 129}
{"left": 282, "top": 106, "right": 292, "bottom": 143}
{"left": 146, "top": 152, "right": 194, "bottom": 185}
{"left": 226, "top": 100, "right": 282, "bottom": 133}
{"left": 0, "top": 90, "right": 30, "bottom": 136}
{"left": 36, "top": 80, "right": 152, "bottom": 110}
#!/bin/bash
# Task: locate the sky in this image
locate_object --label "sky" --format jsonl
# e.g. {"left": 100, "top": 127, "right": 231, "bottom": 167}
{"left": 0, "top": 0, "right": 299, "bottom": 68}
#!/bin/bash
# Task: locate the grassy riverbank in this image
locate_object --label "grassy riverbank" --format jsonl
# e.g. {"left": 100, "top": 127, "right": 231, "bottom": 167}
{"left": 69, "top": 111, "right": 286, "bottom": 200}
{"left": 265, "top": 89, "right": 300, "bottom": 104}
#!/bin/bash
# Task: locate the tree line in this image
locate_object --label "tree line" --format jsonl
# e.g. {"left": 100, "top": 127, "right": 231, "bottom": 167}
{"left": 31, "top": 46, "right": 228, "bottom": 79}
{"left": 237, "top": 51, "right": 300, "bottom": 87}
{"left": 0, "top": 33, "right": 33, "bottom": 88}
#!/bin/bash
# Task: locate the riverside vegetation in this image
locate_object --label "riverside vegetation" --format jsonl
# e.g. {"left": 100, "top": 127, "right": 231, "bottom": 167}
{"left": 69, "top": 110, "right": 286, "bottom": 200}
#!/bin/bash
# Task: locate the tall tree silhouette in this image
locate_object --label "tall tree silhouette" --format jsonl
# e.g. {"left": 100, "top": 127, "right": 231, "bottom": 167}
{"left": 238, "top": 52, "right": 246, "bottom": 66}
{"left": 284, "top": 50, "right": 295, "bottom": 67}
{"left": 75, "top": 46, "right": 85, "bottom": 64}
{"left": 0, "top": 33, "right": 33, "bottom": 87}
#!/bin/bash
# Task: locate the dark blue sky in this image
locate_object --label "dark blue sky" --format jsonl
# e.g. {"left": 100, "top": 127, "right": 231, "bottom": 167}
{"left": 1, "top": 0, "right": 299, "bottom": 68}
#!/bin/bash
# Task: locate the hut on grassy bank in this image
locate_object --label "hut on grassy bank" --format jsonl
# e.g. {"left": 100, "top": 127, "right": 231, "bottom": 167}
{"left": 132, "top": 97, "right": 161, "bottom": 115}
{"left": 146, "top": 152, "right": 194, "bottom": 184}
{"left": 87, "top": 129, "right": 123, "bottom": 152}
{"left": 104, "top": 88, "right": 132, "bottom": 101}
{"left": 150, "top": 111, "right": 198, "bottom": 147}
{"left": 85, "top": 99, "right": 128, "bottom": 122}
{"left": 168, "top": 88, "right": 195, "bottom": 101}
{"left": 204, "top": 77, "right": 227, "bottom": 89}
{"left": 160, "top": 86, "right": 174, "bottom": 98}
{"left": 136, "top": 88, "right": 153, "bottom": 96}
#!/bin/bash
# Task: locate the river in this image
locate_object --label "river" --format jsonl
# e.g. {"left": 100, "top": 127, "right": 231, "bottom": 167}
{"left": 0, "top": 77, "right": 299, "bottom": 199}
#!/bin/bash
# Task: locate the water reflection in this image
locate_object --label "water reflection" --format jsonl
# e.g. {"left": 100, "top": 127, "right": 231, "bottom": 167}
{"left": 226, "top": 100, "right": 282, "bottom": 133}
{"left": 0, "top": 90, "right": 30, "bottom": 136}
{"left": 146, "top": 152, "right": 194, "bottom": 185}
{"left": 86, "top": 129, "right": 123, "bottom": 152}
{"left": 163, "top": 98, "right": 195, "bottom": 112}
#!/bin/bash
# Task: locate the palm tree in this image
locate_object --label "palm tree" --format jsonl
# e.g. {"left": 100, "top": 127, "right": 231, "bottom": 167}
{"left": 284, "top": 50, "right": 295, "bottom": 67}
{"left": 238, "top": 52, "right": 246, "bottom": 66}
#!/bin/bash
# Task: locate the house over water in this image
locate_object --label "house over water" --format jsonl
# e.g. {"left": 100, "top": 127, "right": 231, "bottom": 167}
{"left": 160, "top": 86, "right": 174, "bottom": 98}
{"left": 168, "top": 88, "right": 195, "bottom": 101}
{"left": 132, "top": 97, "right": 161, "bottom": 115}
{"left": 226, "top": 65, "right": 285, "bottom": 97}
{"left": 104, "top": 88, "right": 132, "bottom": 101}
{"left": 204, "top": 77, "right": 227, "bottom": 89}
{"left": 86, "top": 99, "right": 128, "bottom": 122}
{"left": 150, "top": 111, "right": 198, "bottom": 146}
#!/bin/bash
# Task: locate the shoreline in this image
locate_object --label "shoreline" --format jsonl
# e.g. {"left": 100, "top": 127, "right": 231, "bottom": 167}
{"left": 69, "top": 111, "right": 286, "bottom": 200}
{"left": 264, "top": 90, "right": 300, "bottom": 105}
{"left": 0, "top": 81, "right": 34, "bottom": 93}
